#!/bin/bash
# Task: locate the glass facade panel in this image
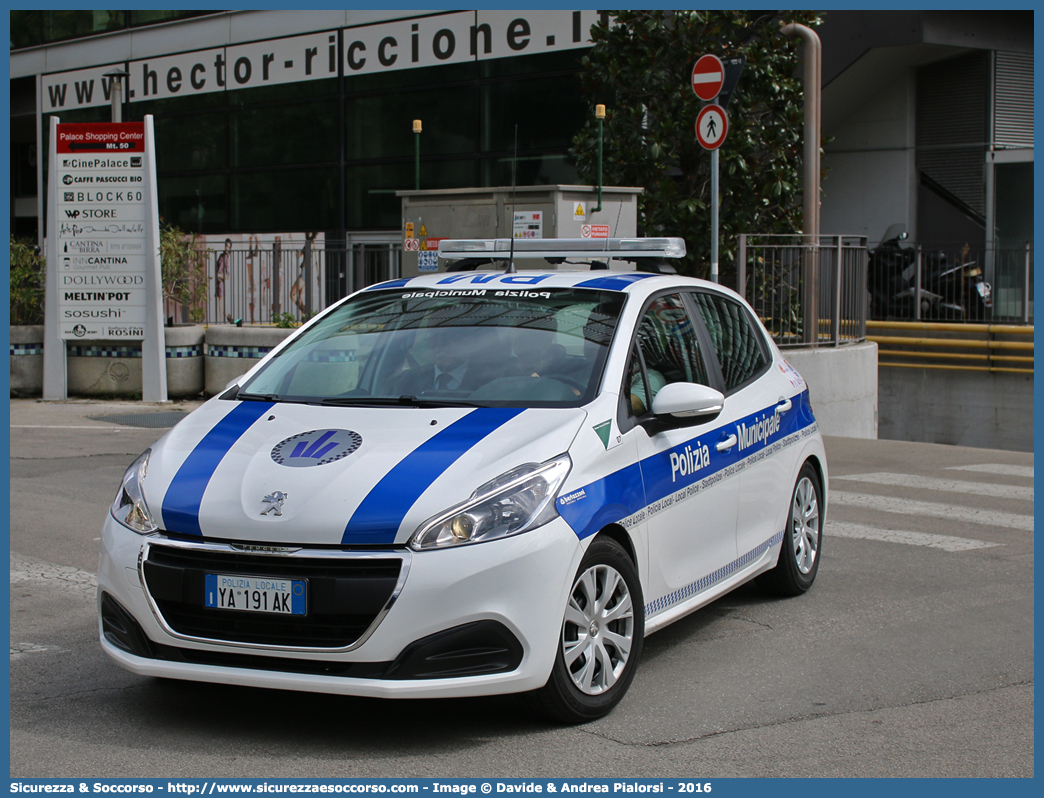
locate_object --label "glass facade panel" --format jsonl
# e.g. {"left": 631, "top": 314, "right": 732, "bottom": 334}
{"left": 10, "top": 12, "right": 44, "bottom": 50}
{"left": 478, "top": 49, "right": 585, "bottom": 79}
{"left": 154, "top": 110, "right": 228, "bottom": 172}
{"left": 131, "top": 92, "right": 228, "bottom": 119}
{"left": 231, "top": 168, "right": 338, "bottom": 231}
{"left": 342, "top": 60, "right": 476, "bottom": 94}
{"left": 129, "top": 11, "right": 212, "bottom": 28}
{"left": 11, "top": 11, "right": 219, "bottom": 49}
{"left": 47, "top": 10, "right": 124, "bottom": 42}
{"left": 12, "top": 141, "right": 37, "bottom": 198}
{"left": 480, "top": 74, "right": 584, "bottom": 152}
{"left": 227, "top": 78, "right": 337, "bottom": 106}
{"left": 232, "top": 100, "right": 339, "bottom": 168}
{"left": 346, "top": 85, "right": 476, "bottom": 160}
{"left": 994, "top": 162, "right": 1033, "bottom": 247}
{"left": 159, "top": 174, "right": 229, "bottom": 233}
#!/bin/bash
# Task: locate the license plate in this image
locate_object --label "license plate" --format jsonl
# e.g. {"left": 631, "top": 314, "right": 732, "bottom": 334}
{"left": 204, "top": 574, "right": 306, "bottom": 615}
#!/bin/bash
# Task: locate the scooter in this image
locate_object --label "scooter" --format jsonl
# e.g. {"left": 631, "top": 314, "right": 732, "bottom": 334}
{"left": 933, "top": 250, "right": 992, "bottom": 321}
{"left": 867, "top": 224, "right": 934, "bottom": 320}
{"left": 867, "top": 225, "right": 991, "bottom": 321}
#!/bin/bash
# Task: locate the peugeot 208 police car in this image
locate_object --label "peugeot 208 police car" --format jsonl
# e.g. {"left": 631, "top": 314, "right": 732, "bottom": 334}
{"left": 100, "top": 237, "right": 827, "bottom": 723}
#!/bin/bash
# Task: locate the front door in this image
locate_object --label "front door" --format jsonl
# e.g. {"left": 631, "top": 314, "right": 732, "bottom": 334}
{"left": 626, "top": 293, "right": 741, "bottom": 624}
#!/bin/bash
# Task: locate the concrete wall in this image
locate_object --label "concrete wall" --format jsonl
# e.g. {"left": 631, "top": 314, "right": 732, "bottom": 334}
{"left": 822, "top": 69, "right": 917, "bottom": 244}
{"left": 785, "top": 342, "right": 879, "bottom": 439}
{"left": 878, "top": 366, "right": 1033, "bottom": 452}
{"left": 10, "top": 325, "right": 43, "bottom": 398}
{"left": 65, "top": 325, "right": 206, "bottom": 399}
{"left": 205, "top": 325, "right": 295, "bottom": 396}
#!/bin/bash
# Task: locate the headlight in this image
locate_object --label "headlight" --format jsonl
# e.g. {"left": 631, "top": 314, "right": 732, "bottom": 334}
{"left": 110, "top": 449, "right": 157, "bottom": 534}
{"left": 410, "top": 454, "right": 571, "bottom": 550}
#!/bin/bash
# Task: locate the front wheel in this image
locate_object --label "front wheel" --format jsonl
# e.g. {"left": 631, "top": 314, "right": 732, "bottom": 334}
{"left": 529, "top": 537, "right": 644, "bottom": 724}
{"left": 758, "top": 461, "right": 823, "bottom": 596}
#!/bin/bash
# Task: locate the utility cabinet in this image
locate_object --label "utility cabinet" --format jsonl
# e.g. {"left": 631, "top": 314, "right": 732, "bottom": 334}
{"left": 397, "top": 185, "right": 643, "bottom": 278}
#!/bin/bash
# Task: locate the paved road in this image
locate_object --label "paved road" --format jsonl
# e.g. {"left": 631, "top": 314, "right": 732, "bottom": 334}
{"left": 9, "top": 399, "right": 1034, "bottom": 778}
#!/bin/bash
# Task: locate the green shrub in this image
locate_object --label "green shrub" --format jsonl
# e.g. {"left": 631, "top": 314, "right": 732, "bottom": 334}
{"left": 10, "top": 237, "right": 45, "bottom": 326}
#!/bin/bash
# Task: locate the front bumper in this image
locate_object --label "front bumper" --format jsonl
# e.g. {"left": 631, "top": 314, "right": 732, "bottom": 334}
{"left": 98, "top": 514, "right": 584, "bottom": 698}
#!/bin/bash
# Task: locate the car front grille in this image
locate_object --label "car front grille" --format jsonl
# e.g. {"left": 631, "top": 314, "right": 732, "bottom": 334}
{"left": 142, "top": 542, "right": 404, "bottom": 650}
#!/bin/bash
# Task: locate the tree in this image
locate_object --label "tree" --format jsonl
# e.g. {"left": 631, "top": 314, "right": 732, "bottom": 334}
{"left": 159, "top": 221, "right": 210, "bottom": 323}
{"left": 571, "top": 10, "right": 822, "bottom": 286}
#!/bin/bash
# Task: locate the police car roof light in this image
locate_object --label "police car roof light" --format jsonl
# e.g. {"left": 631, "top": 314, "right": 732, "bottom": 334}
{"left": 437, "top": 238, "right": 687, "bottom": 260}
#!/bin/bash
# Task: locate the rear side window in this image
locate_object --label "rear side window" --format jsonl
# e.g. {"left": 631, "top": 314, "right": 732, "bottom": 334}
{"left": 691, "top": 292, "right": 768, "bottom": 391}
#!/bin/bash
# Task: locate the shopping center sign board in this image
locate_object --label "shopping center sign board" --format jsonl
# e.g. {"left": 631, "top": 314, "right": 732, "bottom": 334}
{"left": 44, "top": 117, "right": 166, "bottom": 400}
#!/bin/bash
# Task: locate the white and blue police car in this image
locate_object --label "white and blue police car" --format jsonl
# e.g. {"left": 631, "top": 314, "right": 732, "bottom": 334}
{"left": 100, "top": 237, "right": 827, "bottom": 723}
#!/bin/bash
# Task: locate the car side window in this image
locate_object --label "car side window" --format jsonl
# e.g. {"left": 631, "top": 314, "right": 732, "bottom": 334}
{"left": 691, "top": 292, "right": 768, "bottom": 391}
{"left": 629, "top": 293, "right": 709, "bottom": 415}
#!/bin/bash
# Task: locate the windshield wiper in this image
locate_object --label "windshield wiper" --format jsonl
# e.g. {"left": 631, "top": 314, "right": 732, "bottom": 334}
{"left": 236, "top": 392, "right": 286, "bottom": 402}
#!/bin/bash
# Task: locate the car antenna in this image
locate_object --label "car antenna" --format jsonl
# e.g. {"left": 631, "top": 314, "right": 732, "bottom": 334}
{"left": 506, "top": 124, "right": 518, "bottom": 274}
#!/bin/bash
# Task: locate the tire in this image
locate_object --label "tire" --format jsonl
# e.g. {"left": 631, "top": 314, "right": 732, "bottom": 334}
{"left": 758, "top": 461, "right": 823, "bottom": 597}
{"left": 529, "top": 537, "right": 644, "bottom": 724}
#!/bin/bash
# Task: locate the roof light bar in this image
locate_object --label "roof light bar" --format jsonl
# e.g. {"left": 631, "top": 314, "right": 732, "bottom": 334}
{"left": 436, "top": 238, "right": 686, "bottom": 259}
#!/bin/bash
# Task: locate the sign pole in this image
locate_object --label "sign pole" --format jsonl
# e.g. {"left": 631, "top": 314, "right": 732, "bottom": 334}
{"left": 141, "top": 115, "right": 167, "bottom": 401}
{"left": 43, "top": 116, "right": 67, "bottom": 399}
{"left": 693, "top": 54, "right": 744, "bottom": 287}
{"left": 710, "top": 148, "right": 719, "bottom": 284}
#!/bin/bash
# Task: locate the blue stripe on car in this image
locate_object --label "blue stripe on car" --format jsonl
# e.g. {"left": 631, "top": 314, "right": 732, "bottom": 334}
{"left": 342, "top": 407, "right": 525, "bottom": 545}
{"left": 365, "top": 278, "right": 412, "bottom": 290}
{"left": 575, "top": 274, "right": 658, "bottom": 291}
{"left": 161, "top": 402, "right": 274, "bottom": 536}
{"left": 557, "top": 390, "right": 815, "bottom": 540}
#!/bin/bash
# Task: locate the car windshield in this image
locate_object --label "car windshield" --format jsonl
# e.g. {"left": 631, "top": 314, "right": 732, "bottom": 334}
{"left": 237, "top": 285, "right": 627, "bottom": 408}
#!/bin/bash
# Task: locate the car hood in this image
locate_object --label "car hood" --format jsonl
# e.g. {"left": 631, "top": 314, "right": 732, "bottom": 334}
{"left": 144, "top": 399, "right": 587, "bottom": 547}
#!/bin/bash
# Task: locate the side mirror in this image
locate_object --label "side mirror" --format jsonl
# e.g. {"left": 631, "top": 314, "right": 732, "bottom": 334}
{"left": 650, "top": 382, "right": 725, "bottom": 420}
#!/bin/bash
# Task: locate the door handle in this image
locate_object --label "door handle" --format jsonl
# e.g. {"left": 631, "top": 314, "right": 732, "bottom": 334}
{"left": 716, "top": 434, "right": 737, "bottom": 453}
{"left": 775, "top": 397, "right": 793, "bottom": 414}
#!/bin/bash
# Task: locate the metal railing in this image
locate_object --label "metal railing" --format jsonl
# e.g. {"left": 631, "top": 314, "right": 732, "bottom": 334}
{"left": 866, "top": 242, "right": 1033, "bottom": 325}
{"left": 736, "top": 234, "right": 868, "bottom": 349}
{"left": 867, "top": 320, "right": 1034, "bottom": 374}
{"left": 165, "top": 239, "right": 402, "bottom": 326}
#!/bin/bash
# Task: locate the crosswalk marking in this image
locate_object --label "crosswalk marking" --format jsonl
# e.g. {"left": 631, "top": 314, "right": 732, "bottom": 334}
{"left": 830, "top": 491, "right": 1033, "bottom": 532}
{"left": 832, "top": 472, "right": 1033, "bottom": 502}
{"left": 945, "top": 463, "right": 1034, "bottom": 479}
{"left": 828, "top": 522, "right": 1001, "bottom": 552}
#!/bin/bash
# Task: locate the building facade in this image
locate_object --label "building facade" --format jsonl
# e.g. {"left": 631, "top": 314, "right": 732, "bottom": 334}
{"left": 11, "top": 10, "right": 601, "bottom": 246}
{"left": 10, "top": 10, "right": 1033, "bottom": 303}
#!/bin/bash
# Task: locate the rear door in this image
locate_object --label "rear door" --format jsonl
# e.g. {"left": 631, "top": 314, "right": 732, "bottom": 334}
{"left": 689, "top": 290, "right": 803, "bottom": 559}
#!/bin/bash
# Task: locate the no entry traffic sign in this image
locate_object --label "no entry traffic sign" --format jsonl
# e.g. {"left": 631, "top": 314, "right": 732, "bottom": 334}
{"left": 691, "top": 54, "right": 725, "bottom": 101}
{"left": 696, "top": 104, "right": 728, "bottom": 150}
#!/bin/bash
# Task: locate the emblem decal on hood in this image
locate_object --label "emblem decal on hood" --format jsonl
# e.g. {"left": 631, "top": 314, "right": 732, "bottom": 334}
{"left": 271, "top": 429, "right": 362, "bottom": 467}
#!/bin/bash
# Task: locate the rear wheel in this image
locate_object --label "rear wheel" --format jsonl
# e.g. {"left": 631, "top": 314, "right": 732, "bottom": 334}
{"left": 530, "top": 537, "right": 644, "bottom": 724}
{"left": 758, "top": 461, "right": 822, "bottom": 596}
